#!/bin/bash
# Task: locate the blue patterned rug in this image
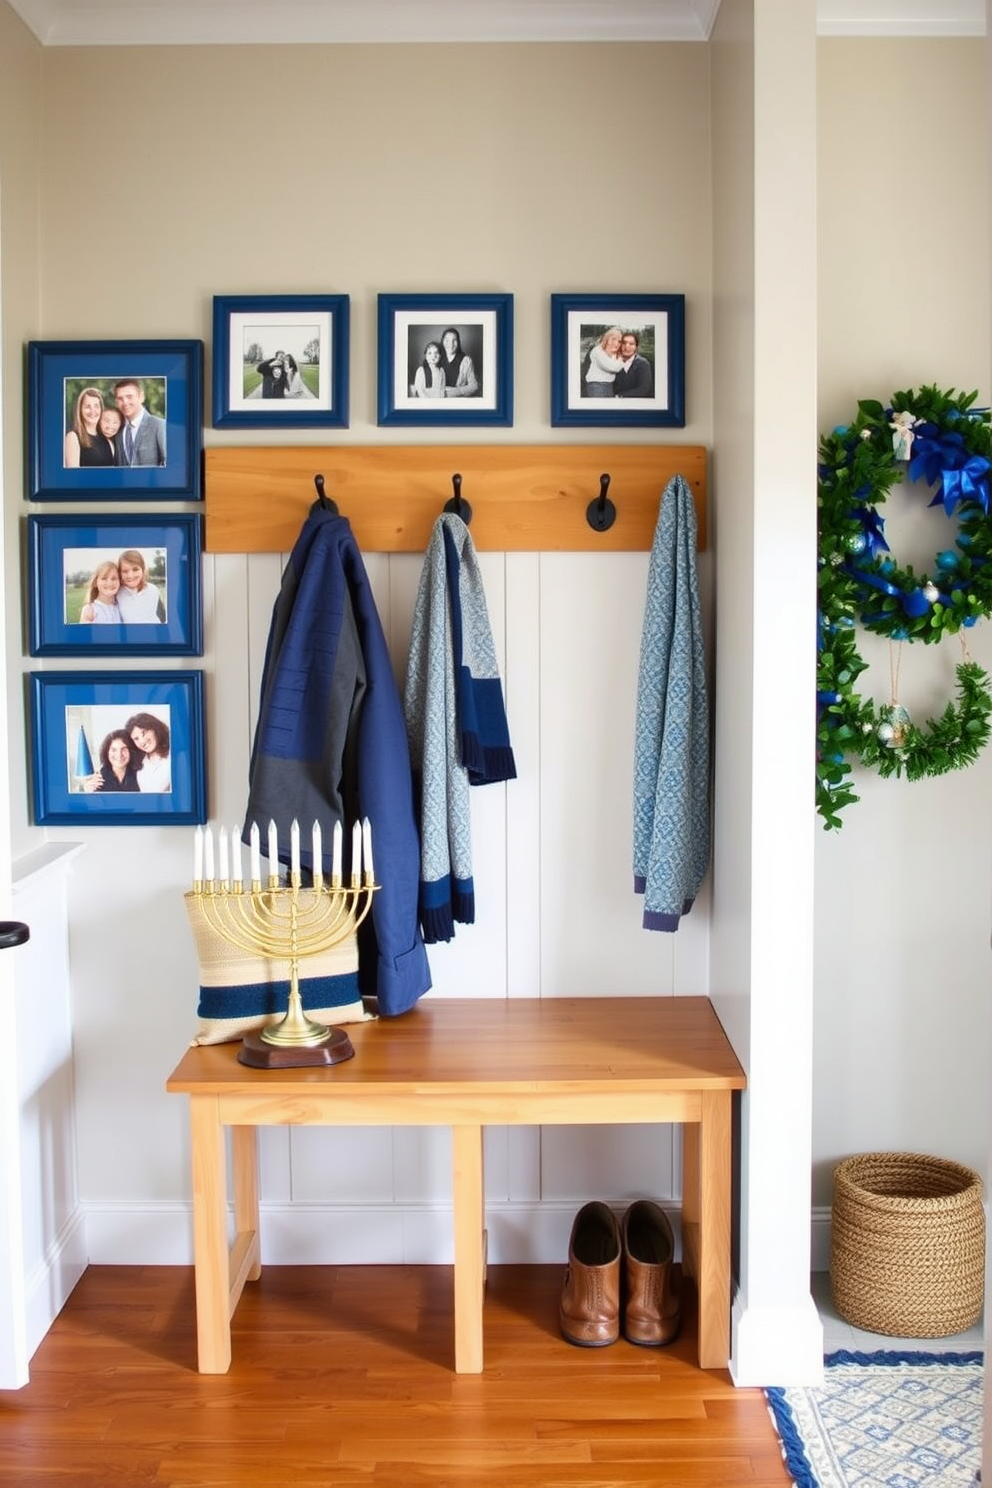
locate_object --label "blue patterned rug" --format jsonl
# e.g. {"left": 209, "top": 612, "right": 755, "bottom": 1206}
{"left": 766, "top": 1350, "right": 983, "bottom": 1488}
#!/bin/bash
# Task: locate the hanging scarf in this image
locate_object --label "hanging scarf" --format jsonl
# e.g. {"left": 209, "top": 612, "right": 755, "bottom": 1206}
{"left": 632, "top": 474, "right": 710, "bottom": 930}
{"left": 404, "top": 513, "right": 516, "bottom": 943}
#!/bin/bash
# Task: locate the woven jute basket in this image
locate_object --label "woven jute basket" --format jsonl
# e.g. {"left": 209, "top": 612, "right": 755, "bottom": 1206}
{"left": 830, "top": 1151, "right": 985, "bottom": 1337}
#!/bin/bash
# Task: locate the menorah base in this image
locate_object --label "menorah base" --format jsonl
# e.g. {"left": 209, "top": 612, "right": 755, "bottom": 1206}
{"left": 238, "top": 1026, "right": 356, "bottom": 1069}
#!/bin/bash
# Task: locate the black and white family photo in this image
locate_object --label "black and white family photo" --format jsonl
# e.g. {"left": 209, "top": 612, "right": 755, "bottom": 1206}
{"left": 378, "top": 294, "right": 511, "bottom": 426}
{"left": 579, "top": 324, "right": 655, "bottom": 399}
{"left": 407, "top": 323, "right": 484, "bottom": 399}
{"left": 63, "top": 377, "right": 167, "bottom": 467}
{"left": 242, "top": 330, "right": 319, "bottom": 401}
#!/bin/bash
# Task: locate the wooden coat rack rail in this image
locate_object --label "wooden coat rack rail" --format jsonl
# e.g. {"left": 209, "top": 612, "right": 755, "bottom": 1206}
{"left": 204, "top": 444, "right": 707, "bottom": 553}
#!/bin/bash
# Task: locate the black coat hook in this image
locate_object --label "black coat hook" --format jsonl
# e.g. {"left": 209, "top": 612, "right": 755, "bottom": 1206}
{"left": 586, "top": 472, "right": 616, "bottom": 532}
{"left": 313, "top": 473, "right": 338, "bottom": 516}
{"left": 443, "top": 472, "right": 472, "bottom": 525}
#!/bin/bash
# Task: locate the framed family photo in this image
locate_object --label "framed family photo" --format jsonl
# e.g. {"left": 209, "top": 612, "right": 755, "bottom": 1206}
{"left": 28, "top": 513, "right": 203, "bottom": 657}
{"left": 550, "top": 294, "right": 686, "bottom": 428}
{"left": 27, "top": 340, "right": 203, "bottom": 501}
{"left": 212, "top": 294, "right": 349, "bottom": 429}
{"left": 29, "top": 670, "right": 206, "bottom": 826}
{"left": 377, "top": 293, "right": 513, "bottom": 427}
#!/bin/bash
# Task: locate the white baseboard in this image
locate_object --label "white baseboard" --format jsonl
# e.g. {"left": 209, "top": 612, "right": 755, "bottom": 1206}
{"left": 811, "top": 1204, "right": 831, "bottom": 1273}
{"left": 730, "top": 1288, "right": 825, "bottom": 1386}
{"left": 82, "top": 1199, "right": 686, "bottom": 1266}
{"left": 26, "top": 1209, "right": 87, "bottom": 1362}
{"left": 82, "top": 1201, "right": 838, "bottom": 1270}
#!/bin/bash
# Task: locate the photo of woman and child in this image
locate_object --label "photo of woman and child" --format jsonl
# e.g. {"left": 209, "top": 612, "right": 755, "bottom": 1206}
{"left": 409, "top": 326, "right": 481, "bottom": 399}
{"left": 63, "top": 387, "right": 124, "bottom": 467}
{"left": 68, "top": 548, "right": 166, "bottom": 626}
{"left": 79, "top": 711, "right": 172, "bottom": 795}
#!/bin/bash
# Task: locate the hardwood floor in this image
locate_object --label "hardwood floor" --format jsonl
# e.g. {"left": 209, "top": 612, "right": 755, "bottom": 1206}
{"left": 0, "top": 1265, "right": 791, "bottom": 1487}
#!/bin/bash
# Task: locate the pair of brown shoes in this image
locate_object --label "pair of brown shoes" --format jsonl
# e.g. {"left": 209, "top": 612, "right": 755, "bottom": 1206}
{"left": 559, "top": 1199, "right": 681, "bottom": 1348}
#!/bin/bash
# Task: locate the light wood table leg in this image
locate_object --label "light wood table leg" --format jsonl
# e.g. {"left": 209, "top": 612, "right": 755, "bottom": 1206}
{"left": 694, "top": 1091, "right": 732, "bottom": 1370}
{"left": 189, "top": 1094, "right": 231, "bottom": 1374}
{"left": 231, "top": 1124, "right": 262, "bottom": 1288}
{"left": 451, "top": 1124, "right": 485, "bottom": 1374}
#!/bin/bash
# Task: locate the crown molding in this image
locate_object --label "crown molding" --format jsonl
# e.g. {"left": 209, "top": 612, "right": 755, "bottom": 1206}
{"left": 7, "top": 1, "right": 718, "bottom": 47}
{"left": 816, "top": 0, "right": 984, "bottom": 37}
{"left": 5, "top": 0, "right": 986, "bottom": 49}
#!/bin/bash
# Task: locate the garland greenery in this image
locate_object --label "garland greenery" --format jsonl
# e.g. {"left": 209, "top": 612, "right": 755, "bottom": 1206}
{"left": 816, "top": 385, "right": 992, "bottom": 830}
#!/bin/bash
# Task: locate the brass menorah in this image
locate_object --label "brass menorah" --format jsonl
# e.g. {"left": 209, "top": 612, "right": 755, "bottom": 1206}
{"left": 192, "top": 817, "right": 377, "bottom": 1066}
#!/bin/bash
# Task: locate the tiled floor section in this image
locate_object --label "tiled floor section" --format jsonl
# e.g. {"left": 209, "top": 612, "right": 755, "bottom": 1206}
{"left": 812, "top": 1270, "right": 984, "bottom": 1353}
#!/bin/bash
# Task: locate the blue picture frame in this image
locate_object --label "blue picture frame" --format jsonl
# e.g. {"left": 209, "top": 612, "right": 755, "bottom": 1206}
{"left": 550, "top": 294, "right": 686, "bottom": 428}
{"left": 29, "top": 670, "right": 206, "bottom": 826}
{"left": 212, "top": 294, "right": 349, "bottom": 429}
{"left": 28, "top": 513, "right": 203, "bottom": 657}
{"left": 377, "top": 293, "right": 513, "bottom": 427}
{"left": 27, "top": 339, "right": 203, "bottom": 501}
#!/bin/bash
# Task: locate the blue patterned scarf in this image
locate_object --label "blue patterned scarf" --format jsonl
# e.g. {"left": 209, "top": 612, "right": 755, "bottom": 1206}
{"left": 404, "top": 514, "right": 515, "bottom": 943}
{"left": 632, "top": 475, "right": 710, "bottom": 930}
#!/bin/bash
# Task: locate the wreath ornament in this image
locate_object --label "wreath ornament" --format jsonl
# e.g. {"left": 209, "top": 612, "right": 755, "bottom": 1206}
{"left": 816, "top": 385, "right": 992, "bottom": 829}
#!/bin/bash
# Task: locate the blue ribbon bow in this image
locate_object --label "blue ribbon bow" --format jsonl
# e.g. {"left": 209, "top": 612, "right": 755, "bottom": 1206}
{"left": 909, "top": 427, "right": 991, "bottom": 516}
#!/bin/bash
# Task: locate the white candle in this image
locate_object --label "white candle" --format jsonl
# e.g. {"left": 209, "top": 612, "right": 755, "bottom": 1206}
{"left": 230, "top": 827, "right": 243, "bottom": 886}
{"left": 203, "top": 824, "right": 215, "bottom": 885}
{"left": 290, "top": 820, "right": 301, "bottom": 878}
{"left": 351, "top": 819, "right": 362, "bottom": 883}
{"left": 362, "top": 816, "right": 374, "bottom": 883}
{"left": 311, "top": 820, "right": 322, "bottom": 876}
{"left": 268, "top": 819, "right": 279, "bottom": 873}
{"left": 250, "top": 821, "right": 261, "bottom": 883}
{"left": 332, "top": 821, "right": 343, "bottom": 880}
{"left": 218, "top": 826, "right": 229, "bottom": 885}
{"left": 194, "top": 824, "right": 204, "bottom": 884}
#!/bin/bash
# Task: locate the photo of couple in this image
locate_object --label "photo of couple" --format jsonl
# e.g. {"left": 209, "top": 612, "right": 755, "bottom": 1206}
{"left": 63, "top": 377, "right": 167, "bottom": 468}
{"left": 408, "top": 325, "right": 483, "bottom": 400}
{"left": 63, "top": 546, "right": 166, "bottom": 626}
{"left": 579, "top": 326, "right": 655, "bottom": 400}
{"left": 243, "top": 334, "right": 318, "bottom": 401}
{"left": 68, "top": 706, "right": 172, "bottom": 795}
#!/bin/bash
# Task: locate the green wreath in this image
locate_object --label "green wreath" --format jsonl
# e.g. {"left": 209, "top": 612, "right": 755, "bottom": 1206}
{"left": 817, "top": 385, "right": 992, "bottom": 829}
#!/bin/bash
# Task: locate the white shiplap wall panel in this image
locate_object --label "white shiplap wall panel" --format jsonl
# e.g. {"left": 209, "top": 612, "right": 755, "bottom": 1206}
{"left": 505, "top": 553, "right": 544, "bottom": 998}
{"left": 537, "top": 551, "right": 677, "bottom": 997}
{"left": 541, "top": 1123, "right": 676, "bottom": 1206}
{"left": 292, "top": 1125, "right": 400, "bottom": 1204}
{"left": 245, "top": 552, "right": 284, "bottom": 745}
{"left": 535, "top": 550, "right": 679, "bottom": 1207}
{"left": 194, "top": 534, "right": 690, "bottom": 1236}
{"left": 211, "top": 552, "right": 253, "bottom": 824}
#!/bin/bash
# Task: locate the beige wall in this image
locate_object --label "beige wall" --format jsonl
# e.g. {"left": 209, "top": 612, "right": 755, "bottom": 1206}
{"left": 1, "top": 4, "right": 42, "bottom": 856}
{"left": 39, "top": 43, "right": 713, "bottom": 442}
{"left": 815, "top": 38, "right": 991, "bottom": 1211}
{"left": 18, "top": 35, "right": 721, "bottom": 1248}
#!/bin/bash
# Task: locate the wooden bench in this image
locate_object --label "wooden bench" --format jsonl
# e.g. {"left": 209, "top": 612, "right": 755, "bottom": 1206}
{"left": 166, "top": 996, "right": 745, "bottom": 1374}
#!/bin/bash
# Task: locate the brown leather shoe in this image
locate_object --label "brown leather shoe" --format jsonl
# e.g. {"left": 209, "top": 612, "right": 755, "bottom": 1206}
{"left": 621, "top": 1199, "right": 681, "bottom": 1346}
{"left": 559, "top": 1201, "right": 621, "bottom": 1346}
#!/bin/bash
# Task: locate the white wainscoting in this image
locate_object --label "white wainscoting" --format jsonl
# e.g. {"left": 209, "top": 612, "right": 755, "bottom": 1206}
{"left": 66, "top": 538, "right": 715, "bottom": 1272}
{"left": 13, "top": 844, "right": 87, "bottom": 1359}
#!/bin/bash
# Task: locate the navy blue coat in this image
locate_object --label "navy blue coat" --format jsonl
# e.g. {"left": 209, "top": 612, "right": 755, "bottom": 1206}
{"left": 244, "top": 504, "right": 431, "bottom": 1015}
